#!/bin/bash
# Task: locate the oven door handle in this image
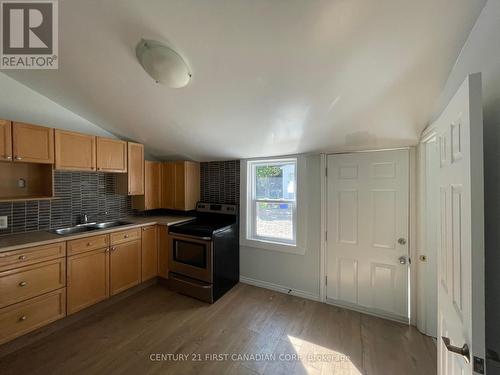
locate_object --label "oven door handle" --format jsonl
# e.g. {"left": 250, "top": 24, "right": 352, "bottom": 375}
{"left": 169, "top": 233, "right": 212, "bottom": 241}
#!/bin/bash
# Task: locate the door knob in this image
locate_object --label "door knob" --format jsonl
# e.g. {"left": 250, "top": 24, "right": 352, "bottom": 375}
{"left": 442, "top": 337, "right": 470, "bottom": 363}
{"left": 398, "top": 238, "right": 407, "bottom": 245}
{"left": 398, "top": 256, "right": 407, "bottom": 265}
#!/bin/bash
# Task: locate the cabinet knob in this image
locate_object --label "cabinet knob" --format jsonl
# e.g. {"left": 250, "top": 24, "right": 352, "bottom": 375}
{"left": 111, "top": 247, "right": 116, "bottom": 251}
{"left": 19, "top": 315, "right": 27, "bottom": 321}
{"left": 124, "top": 234, "right": 129, "bottom": 238}
{"left": 19, "top": 281, "right": 27, "bottom": 287}
{"left": 87, "top": 242, "right": 92, "bottom": 247}
{"left": 14, "top": 156, "right": 21, "bottom": 160}
{"left": 105, "top": 248, "right": 110, "bottom": 253}
{"left": 18, "top": 255, "right": 26, "bottom": 260}
{"left": 5, "top": 155, "right": 12, "bottom": 160}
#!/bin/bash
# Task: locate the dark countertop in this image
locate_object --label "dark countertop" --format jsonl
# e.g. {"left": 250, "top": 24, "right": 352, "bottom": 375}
{"left": 0, "top": 215, "right": 194, "bottom": 253}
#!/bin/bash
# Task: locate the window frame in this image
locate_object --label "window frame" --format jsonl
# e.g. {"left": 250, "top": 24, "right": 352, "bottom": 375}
{"left": 240, "top": 155, "right": 306, "bottom": 255}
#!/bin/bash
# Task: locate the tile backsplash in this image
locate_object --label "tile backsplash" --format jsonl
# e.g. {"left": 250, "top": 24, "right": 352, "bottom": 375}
{"left": 0, "top": 171, "right": 132, "bottom": 236}
{"left": 200, "top": 160, "right": 240, "bottom": 205}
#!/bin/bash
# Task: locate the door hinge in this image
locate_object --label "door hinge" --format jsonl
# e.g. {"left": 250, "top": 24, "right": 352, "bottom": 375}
{"left": 325, "top": 231, "right": 328, "bottom": 241}
{"left": 325, "top": 275, "right": 328, "bottom": 286}
{"left": 325, "top": 167, "right": 328, "bottom": 177}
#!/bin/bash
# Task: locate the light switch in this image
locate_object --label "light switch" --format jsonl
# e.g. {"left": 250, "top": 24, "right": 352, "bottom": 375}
{"left": 0, "top": 216, "right": 7, "bottom": 229}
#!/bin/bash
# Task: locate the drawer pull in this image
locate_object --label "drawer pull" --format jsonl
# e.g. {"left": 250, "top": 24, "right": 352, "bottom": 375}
{"left": 87, "top": 242, "right": 92, "bottom": 246}
{"left": 124, "top": 234, "right": 129, "bottom": 238}
{"left": 111, "top": 247, "right": 116, "bottom": 251}
{"left": 19, "top": 281, "right": 27, "bottom": 287}
{"left": 18, "top": 255, "right": 27, "bottom": 260}
{"left": 19, "top": 315, "right": 27, "bottom": 321}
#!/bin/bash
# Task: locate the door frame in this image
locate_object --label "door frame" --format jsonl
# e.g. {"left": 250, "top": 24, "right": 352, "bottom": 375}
{"left": 416, "top": 126, "right": 439, "bottom": 337}
{"left": 319, "top": 147, "right": 417, "bottom": 325}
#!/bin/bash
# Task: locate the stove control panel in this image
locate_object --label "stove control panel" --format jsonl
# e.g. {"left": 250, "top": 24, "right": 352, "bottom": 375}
{"left": 197, "top": 202, "right": 238, "bottom": 215}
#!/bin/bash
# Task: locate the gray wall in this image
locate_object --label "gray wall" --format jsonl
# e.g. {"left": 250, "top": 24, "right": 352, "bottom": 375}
{"left": 434, "top": 1, "right": 500, "bottom": 371}
{"left": 240, "top": 154, "right": 321, "bottom": 298}
{"left": 0, "top": 73, "right": 114, "bottom": 137}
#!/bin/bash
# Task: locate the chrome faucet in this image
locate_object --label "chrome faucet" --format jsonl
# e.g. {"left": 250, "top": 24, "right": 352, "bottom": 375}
{"left": 81, "top": 213, "right": 89, "bottom": 225}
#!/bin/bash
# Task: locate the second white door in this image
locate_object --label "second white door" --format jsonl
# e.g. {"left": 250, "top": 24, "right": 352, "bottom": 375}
{"left": 326, "top": 149, "right": 409, "bottom": 321}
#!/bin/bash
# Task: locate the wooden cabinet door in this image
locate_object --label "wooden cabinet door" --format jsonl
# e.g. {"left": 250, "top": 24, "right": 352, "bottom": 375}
{"left": 127, "top": 142, "right": 144, "bottom": 195}
{"left": 67, "top": 248, "right": 109, "bottom": 314}
{"left": 157, "top": 225, "right": 169, "bottom": 279}
{"left": 141, "top": 225, "right": 158, "bottom": 281}
{"left": 0, "top": 120, "right": 12, "bottom": 162}
{"left": 12, "top": 122, "right": 54, "bottom": 164}
{"left": 174, "top": 161, "right": 200, "bottom": 211}
{"left": 160, "top": 162, "right": 175, "bottom": 209}
{"left": 184, "top": 161, "right": 200, "bottom": 210}
{"left": 96, "top": 137, "right": 127, "bottom": 173}
{"left": 54, "top": 130, "right": 96, "bottom": 171}
{"left": 110, "top": 240, "right": 141, "bottom": 295}
{"left": 145, "top": 161, "right": 160, "bottom": 209}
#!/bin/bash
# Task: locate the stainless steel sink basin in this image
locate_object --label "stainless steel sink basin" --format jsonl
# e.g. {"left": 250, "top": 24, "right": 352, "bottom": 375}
{"left": 50, "top": 226, "right": 96, "bottom": 235}
{"left": 89, "top": 221, "right": 132, "bottom": 229}
{"left": 49, "top": 220, "right": 132, "bottom": 235}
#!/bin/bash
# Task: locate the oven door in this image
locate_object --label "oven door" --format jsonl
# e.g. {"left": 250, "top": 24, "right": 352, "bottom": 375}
{"left": 169, "top": 234, "right": 213, "bottom": 283}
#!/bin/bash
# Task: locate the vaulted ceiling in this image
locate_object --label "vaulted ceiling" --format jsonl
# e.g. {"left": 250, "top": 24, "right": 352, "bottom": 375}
{"left": 4, "top": 0, "right": 486, "bottom": 161}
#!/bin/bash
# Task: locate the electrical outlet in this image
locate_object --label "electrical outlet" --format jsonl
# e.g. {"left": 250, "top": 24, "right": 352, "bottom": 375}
{"left": 0, "top": 216, "right": 7, "bottom": 229}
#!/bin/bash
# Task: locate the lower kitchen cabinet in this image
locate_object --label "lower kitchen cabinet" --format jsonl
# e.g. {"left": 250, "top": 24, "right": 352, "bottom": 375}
{"left": 0, "top": 288, "right": 66, "bottom": 345}
{"left": 141, "top": 225, "right": 158, "bottom": 281}
{"left": 110, "top": 240, "right": 141, "bottom": 296}
{"left": 67, "top": 247, "right": 110, "bottom": 315}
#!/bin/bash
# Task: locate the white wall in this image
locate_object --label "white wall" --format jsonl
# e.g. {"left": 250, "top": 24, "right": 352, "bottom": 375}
{"left": 0, "top": 73, "right": 114, "bottom": 137}
{"left": 434, "top": 1, "right": 500, "bottom": 371}
{"left": 240, "top": 154, "right": 321, "bottom": 299}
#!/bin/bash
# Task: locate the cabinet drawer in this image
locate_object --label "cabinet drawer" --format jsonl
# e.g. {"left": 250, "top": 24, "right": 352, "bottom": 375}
{"left": 67, "top": 234, "right": 109, "bottom": 256}
{"left": 110, "top": 228, "right": 141, "bottom": 245}
{"left": 0, "top": 259, "right": 66, "bottom": 308}
{"left": 0, "top": 288, "right": 66, "bottom": 345}
{"left": 0, "top": 242, "right": 66, "bottom": 272}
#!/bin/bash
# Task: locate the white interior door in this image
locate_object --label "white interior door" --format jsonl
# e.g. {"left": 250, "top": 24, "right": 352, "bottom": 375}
{"left": 326, "top": 149, "right": 409, "bottom": 322}
{"left": 434, "top": 73, "right": 485, "bottom": 375}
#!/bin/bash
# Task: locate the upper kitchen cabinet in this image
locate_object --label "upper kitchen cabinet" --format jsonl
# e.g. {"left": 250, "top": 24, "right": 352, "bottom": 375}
{"left": 117, "top": 142, "right": 144, "bottom": 195}
{"left": 55, "top": 130, "right": 96, "bottom": 171}
{"left": 132, "top": 161, "right": 160, "bottom": 210}
{"left": 159, "top": 161, "right": 199, "bottom": 211}
{"left": 174, "top": 161, "right": 200, "bottom": 211}
{"left": 0, "top": 120, "right": 12, "bottom": 162}
{"left": 160, "top": 162, "right": 175, "bottom": 209}
{"left": 96, "top": 137, "right": 127, "bottom": 173}
{"left": 12, "top": 122, "right": 54, "bottom": 164}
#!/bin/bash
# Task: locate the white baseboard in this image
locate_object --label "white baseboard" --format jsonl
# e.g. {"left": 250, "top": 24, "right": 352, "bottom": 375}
{"left": 239, "top": 276, "right": 320, "bottom": 302}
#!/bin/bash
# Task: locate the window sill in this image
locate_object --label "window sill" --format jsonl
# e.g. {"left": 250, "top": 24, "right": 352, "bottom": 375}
{"left": 240, "top": 237, "right": 306, "bottom": 255}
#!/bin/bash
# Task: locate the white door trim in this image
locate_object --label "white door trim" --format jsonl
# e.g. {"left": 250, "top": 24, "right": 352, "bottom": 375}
{"left": 319, "top": 147, "right": 416, "bottom": 324}
{"left": 416, "top": 128, "right": 439, "bottom": 337}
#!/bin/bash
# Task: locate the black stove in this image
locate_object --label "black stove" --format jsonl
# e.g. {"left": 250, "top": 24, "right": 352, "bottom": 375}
{"left": 169, "top": 213, "right": 236, "bottom": 238}
{"left": 167, "top": 202, "right": 239, "bottom": 303}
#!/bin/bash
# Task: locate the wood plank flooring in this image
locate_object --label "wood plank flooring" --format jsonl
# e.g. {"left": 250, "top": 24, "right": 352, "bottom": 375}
{"left": 0, "top": 283, "right": 436, "bottom": 375}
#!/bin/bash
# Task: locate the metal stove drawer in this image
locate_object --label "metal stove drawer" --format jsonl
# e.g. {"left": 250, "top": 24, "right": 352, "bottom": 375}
{"left": 169, "top": 272, "right": 213, "bottom": 303}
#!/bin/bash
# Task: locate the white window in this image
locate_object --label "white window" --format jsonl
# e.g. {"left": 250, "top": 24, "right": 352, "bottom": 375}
{"left": 241, "top": 156, "right": 305, "bottom": 254}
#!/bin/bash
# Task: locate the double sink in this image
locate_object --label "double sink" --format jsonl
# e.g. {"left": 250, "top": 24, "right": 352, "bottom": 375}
{"left": 49, "top": 220, "right": 133, "bottom": 235}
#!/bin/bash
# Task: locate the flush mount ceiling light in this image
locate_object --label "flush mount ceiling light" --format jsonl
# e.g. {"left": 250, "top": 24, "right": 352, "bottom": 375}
{"left": 136, "top": 39, "right": 191, "bottom": 88}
